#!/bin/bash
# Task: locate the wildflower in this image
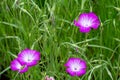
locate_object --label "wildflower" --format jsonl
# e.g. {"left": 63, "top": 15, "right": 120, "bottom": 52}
{"left": 10, "top": 59, "right": 28, "bottom": 73}
{"left": 64, "top": 58, "right": 87, "bottom": 76}
{"left": 74, "top": 12, "right": 100, "bottom": 33}
{"left": 45, "top": 75, "right": 55, "bottom": 80}
{"left": 17, "top": 48, "right": 40, "bottom": 67}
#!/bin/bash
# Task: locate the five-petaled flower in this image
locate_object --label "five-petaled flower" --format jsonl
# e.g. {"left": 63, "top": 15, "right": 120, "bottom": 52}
{"left": 64, "top": 58, "right": 87, "bottom": 76}
{"left": 74, "top": 12, "right": 100, "bottom": 33}
{"left": 17, "top": 48, "right": 40, "bottom": 67}
{"left": 10, "top": 59, "right": 29, "bottom": 73}
{"left": 10, "top": 48, "right": 40, "bottom": 73}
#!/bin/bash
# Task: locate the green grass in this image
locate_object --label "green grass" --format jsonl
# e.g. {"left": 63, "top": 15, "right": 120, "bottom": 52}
{"left": 0, "top": 0, "right": 120, "bottom": 80}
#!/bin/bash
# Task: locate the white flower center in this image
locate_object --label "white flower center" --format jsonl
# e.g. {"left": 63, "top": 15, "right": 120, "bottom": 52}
{"left": 24, "top": 52, "right": 34, "bottom": 62}
{"left": 71, "top": 63, "right": 81, "bottom": 72}
{"left": 80, "top": 16, "right": 93, "bottom": 28}
{"left": 16, "top": 62, "right": 22, "bottom": 69}
{"left": 16, "top": 61, "right": 25, "bottom": 70}
{"left": 27, "top": 55, "right": 33, "bottom": 62}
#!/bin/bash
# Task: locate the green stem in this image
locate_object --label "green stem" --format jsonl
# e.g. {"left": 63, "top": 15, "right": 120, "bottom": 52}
{"left": 13, "top": 72, "right": 19, "bottom": 80}
{"left": 84, "top": 33, "right": 89, "bottom": 47}
{"left": 81, "top": 0, "right": 86, "bottom": 10}
{"left": 85, "top": 33, "right": 88, "bottom": 40}
{"left": 0, "top": 66, "right": 10, "bottom": 75}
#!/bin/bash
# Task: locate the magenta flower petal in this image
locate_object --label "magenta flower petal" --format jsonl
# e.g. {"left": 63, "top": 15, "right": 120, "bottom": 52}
{"left": 78, "top": 13, "right": 88, "bottom": 23}
{"left": 74, "top": 12, "right": 100, "bottom": 33}
{"left": 11, "top": 59, "right": 21, "bottom": 71}
{"left": 17, "top": 48, "right": 40, "bottom": 67}
{"left": 24, "top": 60, "right": 37, "bottom": 67}
{"left": 19, "top": 66, "right": 28, "bottom": 73}
{"left": 64, "top": 58, "right": 87, "bottom": 77}
{"left": 10, "top": 59, "right": 28, "bottom": 73}
{"left": 88, "top": 12, "right": 100, "bottom": 29}
{"left": 79, "top": 26, "right": 91, "bottom": 33}
{"left": 74, "top": 20, "right": 81, "bottom": 27}
{"left": 88, "top": 12, "right": 98, "bottom": 21}
{"left": 76, "top": 68, "right": 86, "bottom": 76}
{"left": 64, "top": 58, "right": 75, "bottom": 67}
{"left": 66, "top": 68, "right": 76, "bottom": 76}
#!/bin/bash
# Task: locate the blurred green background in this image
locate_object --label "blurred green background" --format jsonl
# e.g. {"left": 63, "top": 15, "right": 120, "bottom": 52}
{"left": 0, "top": 0, "right": 120, "bottom": 80}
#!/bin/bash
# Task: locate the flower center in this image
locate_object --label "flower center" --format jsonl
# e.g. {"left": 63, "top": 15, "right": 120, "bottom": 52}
{"left": 74, "top": 68, "right": 77, "bottom": 70}
{"left": 83, "top": 20, "right": 91, "bottom": 27}
{"left": 20, "top": 65, "right": 25, "bottom": 70}
{"left": 84, "top": 24, "right": 89, "bottom": 27}
{"left": 74, "top": 67, "right": 78, "bottom": 71}
{"left": 71, "top": 63, "right": 81, "bottom": 72}
{"left": 27, "top": 58, "right": 32, "bottom": 62}
{"left": 80, "top": 17, "right": 92, "bottom": 28}
{"left": 26, "top": 54, "right": 33, "bottom": 62}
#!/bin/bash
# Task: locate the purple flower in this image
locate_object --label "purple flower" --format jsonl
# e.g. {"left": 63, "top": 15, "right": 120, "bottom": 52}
{"left": 10, "top": 59, "right": 28, "bottom": 73}
{"left": 64, "top": 58, "right": 87, "bottom": 76}
{"left": 17, "top": 48, "right": 40, "bottom": 67}
{"left": 74, "top": 12, "right": 100, "bottom": 33}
